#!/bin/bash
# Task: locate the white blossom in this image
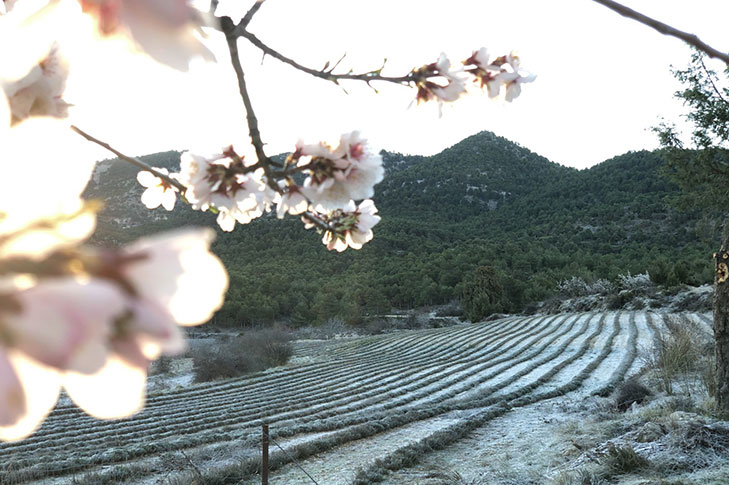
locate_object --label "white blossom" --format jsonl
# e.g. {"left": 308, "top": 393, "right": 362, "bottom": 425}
{"left": 275, "top": 186, "right": 309, "bottom": 218}
{"left": 178, "top": 149, "right": 267, "bottom": 231}
{"left": 137, "top": 168, "right": 178, "bottom": 211}
{"left": 0, "top": 117, "right": 99, "bottom": 260}
{"left": 80, "top": 0, "right": 214, "bottom": 71}
{"left": 463, "top": 48, "right": 535, "bottom": 101}
{"left": 299, "top": 132, "right": 384, "bottom": 211}
{"left": 3, "top": 45, "right": 69, "bottom": 123}
{"left": 316, "top": 199, "right": 381, "bottom": 252}
{"left": 120, "top": 228, "right": 228, "bottom": 326}
{"left": 414, "top": 53, "right": 467, "bottom": 110}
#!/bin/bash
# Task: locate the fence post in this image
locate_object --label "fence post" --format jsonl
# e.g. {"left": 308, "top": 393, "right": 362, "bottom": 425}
{"left": 262, "top": 423, "right": 269, "bottom": 485}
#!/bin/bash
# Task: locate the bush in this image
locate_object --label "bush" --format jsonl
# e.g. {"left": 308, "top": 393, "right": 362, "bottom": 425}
{"left": 651, "top": 315, "right": 703, "bottom": 394}
{"left": 617, "top": 272, "right": 653, "bottom": 292}
{"left": 601, "top": 444, "right": 649, "bottom": 475}
{"left": 192, "top": 327, "right": 293, "bottom": 382}
{"left": 558, "top": 277, "right": 615, "bottom": 298}
{"left": 615, "top": 379, "right": 652, "bottom": 412}
{"left": 435, "top": 301, "right": 463, "bottom": 317}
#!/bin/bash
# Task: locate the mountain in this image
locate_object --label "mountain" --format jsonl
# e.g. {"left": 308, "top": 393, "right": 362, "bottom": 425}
{"left": 83, "top": 131, "right": 715, "bottom": 327}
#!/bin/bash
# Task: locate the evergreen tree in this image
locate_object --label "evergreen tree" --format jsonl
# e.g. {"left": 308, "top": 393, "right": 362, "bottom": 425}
{"left": 655, "top": 52, "right": 729, "bottom": 408}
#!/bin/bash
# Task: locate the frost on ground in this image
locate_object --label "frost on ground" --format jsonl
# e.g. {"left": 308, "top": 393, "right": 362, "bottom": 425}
{"left": 8, "top": 310, "right": 729, "bottom": 485}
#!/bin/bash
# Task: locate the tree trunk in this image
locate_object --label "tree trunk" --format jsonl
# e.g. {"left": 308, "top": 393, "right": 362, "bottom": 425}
{"left": 714, "top": 231, "right": 729, "bottom": 409}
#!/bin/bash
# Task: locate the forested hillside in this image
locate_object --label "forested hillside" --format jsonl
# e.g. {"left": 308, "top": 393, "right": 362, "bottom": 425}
{"left": 85, "top": 131, "right": 716, "bottom": 327}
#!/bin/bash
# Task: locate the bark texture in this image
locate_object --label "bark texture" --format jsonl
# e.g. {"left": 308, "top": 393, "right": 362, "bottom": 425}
{"left": 715, "top": 234, "right": 729, "bottom": 409}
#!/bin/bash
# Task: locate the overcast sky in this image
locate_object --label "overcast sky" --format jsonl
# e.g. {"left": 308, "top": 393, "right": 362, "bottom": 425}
{"left": 67, "top": 0, "right": 729, "bottom": 170}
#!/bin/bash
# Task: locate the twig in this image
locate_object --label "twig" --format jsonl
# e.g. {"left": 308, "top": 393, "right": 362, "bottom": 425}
{"left": 234, "top": 27, "right": 414, "bottom": 86}
{"left": 70, "top": 125, "right": 187, "bottom": 193}
{"left": 240, "top": 0, "right": 265, "bottom": 28}
{"left": 301, "top": 211, "right": 336, "bottom": 233}
{"left": 220, "top": 17, "right": 277, "bottom": 190}
{"left": 699, "top": 56, "right": 729, "bottom": 107}
{"left": 591, "top": 0, "right": 729, "bottom": 65}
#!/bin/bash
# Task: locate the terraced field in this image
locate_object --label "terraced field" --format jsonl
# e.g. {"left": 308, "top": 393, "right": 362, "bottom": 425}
{"left": 0, "top": 311, "right": 713, "bottom": 484}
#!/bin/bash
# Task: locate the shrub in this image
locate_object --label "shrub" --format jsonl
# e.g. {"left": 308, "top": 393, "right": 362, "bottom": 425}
{"left": 149, "top": 355, "right": 173, "bottom": 376}
{"left": 601, "top": 444, "right": 649, "bottom": 475}
{"left": 650, "top": 315, "right": 703, "bottom": 394}
{"left": 558, "top": 277, "right": 615, "bottom": 298}
{"left": 435, "top": 301, "right": 463, "bottom": 317}
{"left": 615, "top": 379, "right": 652, "bottom": 412}
{"left": 617, "top": 272, "right": 653, "bottom": 292}
{"left": 192, "top": 327, "right": 293, "bottom": 382}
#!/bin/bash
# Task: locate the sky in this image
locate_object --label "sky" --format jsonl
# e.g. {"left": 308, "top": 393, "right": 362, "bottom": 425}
{"left": 64, "top": 0, "right": 729, "bottom": 170}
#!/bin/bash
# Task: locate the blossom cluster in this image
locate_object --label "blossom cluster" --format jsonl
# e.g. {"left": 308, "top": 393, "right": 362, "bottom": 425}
{"left": 413, "top": 47, "right": 536, "bottom": 111}
{"left": 0, "top": 0, "right": 227, "bottom": 441}
{"left": 137, "top": 131, "right": 384, "bottom": 252}
{"left": 0, "top": 0, "right": 533, "bottom": 442}
{"left": 0, "top": 109, "right": 228, "bottom": 441}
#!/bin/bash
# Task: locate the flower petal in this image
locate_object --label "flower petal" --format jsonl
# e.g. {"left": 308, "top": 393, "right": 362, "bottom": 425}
{"left": 63, "top": 354, "right": 145, "bottom": 419}
{"left": 0, "top": 351, "right": 60, "bottom": 442}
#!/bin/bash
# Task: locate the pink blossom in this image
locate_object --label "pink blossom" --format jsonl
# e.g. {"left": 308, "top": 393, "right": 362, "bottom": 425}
{"left": 120, "top": 228, "right": 228, "bottom": 326}
{"left": 0, "top": 351, "right": 24, "bottom": 428}
{"left": 464, "top": 48, "right": 535, "bottom": 101}
{"left": 0, "top": 279, "right": 126, "bottom": 441}
{"left": 298, "top": 132, "right": 384, "bottom": 211}
{"left": 2, "top": 279, "right": 126, "bottom": 374}
{"left": 0, "top": 351, "right": 60, "bottom": 442}
{"left": 414, "top": 53, "right": 467, "bottom": 108}
{"left": 3, "top": 44, "right": 69, "bottom": 123}
{"left": 80, "top": 0, "right": 214, "bottom": 71}
{"left": 178, "top": 148, "right": 267, "bottom": 231}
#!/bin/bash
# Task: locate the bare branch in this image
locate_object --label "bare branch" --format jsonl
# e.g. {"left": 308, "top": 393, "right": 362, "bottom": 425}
{"left": 70, "top": 125, "right": 187, "bottom": 193}
{"left": 234, "top": 27, "right": 415, "bottom": 86}
{"left": 301, "top": 211, "right": 336, "bottom": 233}
{"left": 220, "top": 16, "right": 277, "bottom": 190}
{"left": 591, "top": 0, "right": 729, "bottom": 65}
{"left": 699, "top": 56, "right": 729, "bottom": 107}
{"left": 240, "top": 0, "right": 265, "bottom": 28}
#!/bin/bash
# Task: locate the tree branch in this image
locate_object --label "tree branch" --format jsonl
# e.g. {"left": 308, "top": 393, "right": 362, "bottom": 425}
{"left": 699, "top": 56, "right": 729, "bottom": 107}
{"left": 70, "top": 125, "right": 187, "bottom": 193}
{"left": 591, "top": 0, "right": 729, "bottom": 65}
{"left": 234, "top": 27, "right": 414, "bottom": 86}
{"left": 240, "top": 0, "right": 265, "bottom": 28}
{"left": 220, "top": 16, "right": 276, "bottom": 189}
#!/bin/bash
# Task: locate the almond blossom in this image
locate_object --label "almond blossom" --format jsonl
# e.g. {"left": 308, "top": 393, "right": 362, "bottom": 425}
{"left": 177, "top": 147, "right": 268, "bottom": 231}
{"left": 79, "top": 0, "right": 214, "bottom": 71}
{"left": 305, "top": 199, "right": 381, "bottom": 252}
{"left": 0, "top": 227, "right": 228, "bottom": 438}
{"left": 412, "top": 53, "right": 467, "bottom": 112}
{"left": 275, "top": 185, "right": 309, "bottom": 219}
{"left": 137, "top": 167, "right": 178, "bottom": 211}
{"left": 464, "top": 48, "right": 535, "bottom": 101}
{"left": 59, "top": 229, "right": 227, "bottom": 419}
{"left": 0, "top": 116, "right": 98, "bottom": 260}
{"left": 296, "top": 132, "right": 384, "bottom": 211}
{"left": 0, "top": 278, "right": 126, "bottom": 440}
{"left": 3, "top": 44, "right": 69, "bottom": 123}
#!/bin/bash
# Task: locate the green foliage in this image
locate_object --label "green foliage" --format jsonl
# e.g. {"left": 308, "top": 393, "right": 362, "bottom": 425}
{"left": 654, "top": 52, "right": 729, "bottom": 215}
{"left": 87, "top": 134, "right": 714, "bottom": 327}
{"left": 462, "top": 266, "right": 506, "bottom": 321}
